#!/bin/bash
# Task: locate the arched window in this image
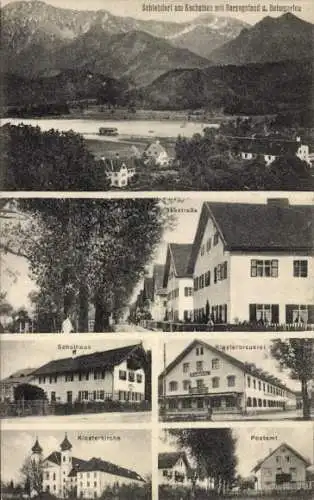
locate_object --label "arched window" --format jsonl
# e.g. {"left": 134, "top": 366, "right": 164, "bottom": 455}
{"left": 247, "top": 397, "right": 252, "bottom": 407}
{"left": 253, "top": 398, "right": 257, "bottom": 407}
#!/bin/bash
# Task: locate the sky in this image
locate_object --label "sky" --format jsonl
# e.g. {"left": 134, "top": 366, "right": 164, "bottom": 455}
{"left": 2, "top": 0, "right": 314, "bottom": 24}
{"left": 159, "top": 425, "right": 314, "bottom": 477}
{"left": 1, "top": 429, "right": 151, "bottom": 484}
{"left": 1, "top": 193, "right": 313, "bottom": 311}
{"left": 158, "top": 336, "right": 303, "bottom": 391}
{"left": 0, "top": 337, "right": 153, "bottom": 379}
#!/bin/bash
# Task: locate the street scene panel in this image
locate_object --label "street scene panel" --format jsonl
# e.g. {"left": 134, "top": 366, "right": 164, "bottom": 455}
{"left": 0, "top": 194, "right": 313, "bottom": 333}
{"left": 158, "top": 426, "right": 314, "bottom": 499}
{"left": 158, "top": 337, "right": 314, "bottom": 421}
{"left": 0, "top": 337, "right": 152, "bottom": 423}
{"left": 1, "top": 429, "right": 151, "bottom": 500}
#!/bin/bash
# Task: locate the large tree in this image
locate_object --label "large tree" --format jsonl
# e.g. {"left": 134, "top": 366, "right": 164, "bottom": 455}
{"left": 271, "top": 338, "right": 314, "bottom": 420}
{"left": 0, "top": 124, "right": 111, "bottom": 191}
{"left": 167, "top": 428, "right": 238, "bottom": 494}
{"left": 20, "top": 456, "right": 43, "bottom": 496}
{"left": 1, "top": 198, "right": 168, "bottom": 331}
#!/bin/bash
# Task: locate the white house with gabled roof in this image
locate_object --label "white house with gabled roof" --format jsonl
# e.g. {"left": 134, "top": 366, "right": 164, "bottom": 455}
{"left": 159, "top": 339, "right": 296, "bottom": 417}
{"left": 252, "top": 442, "right": 312, "bottom": 491}
{"left": 163, "top": 243, "right": 194, "bottom": 322}
{"left": 158, "top": 452, "right": 191, "bottom": 487}
{"left": 187, "top": 199, "right": 314, "bottom": 325}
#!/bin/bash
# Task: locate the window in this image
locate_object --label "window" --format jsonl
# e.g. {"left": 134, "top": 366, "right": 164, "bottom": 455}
{"left": 196, "top": 347, "right": 204, "bottom": 356}
{"left": 251, "top": 259, "right": 278, "bottom": 277}
{"left": 128, "top": 371, "right": 135, "bottom": 382}
{"left": 201, "top": 244, "right": 205, "bottom": 256}
{"left": 247, "top": 376, "right": 251, "bottom": 388}
{"left": 220, "top": 261, "right": 228, "bottom": 280}
{"left": 227, "top": 376, "right": 235, "bottom": 387}
{"left": 85, "top": 372, "right": 89, "bottom": 381}
{"left": 196, "top": 361, "right": 203, "bottom": 371}
{"left": 250, "top": 304, "right": 279, "bottom": 324}
{"left": 253, "top": 379, "right": 256, "bottom": 389}
{"left": 212, "top": 358, "right": 219, "bottom": 370}
{"left": 193, "top": 277, "right": 199, "bottom": 292}
{"left": 213, "top": 232, "right": 219, "bottom": 246}
{"left": 183, "top": 380, "right": 191, "bottom": 390}
{"left": 184, "top": 287, "right": 193, "bottom": 296}
{"left": 94, "top": 371, "right": 102, "bottom": 380}
{"left": 169, "top": 381, "right": 178, "bottom": 391}
{"left": 183, "top": 363, "right": 189, "bottom": 373}
{"left": 214, "top": 267, "right": 217, "bottom": 283}
{"left": 212, "top": 377, "right": 220, "bottom": 388}
{"left": 119, "top": 370, "right": 127, "bottom": 380}
{"left": 182, "top": 399, "right": 192, "bottom": 409}
{"left": 293, "top": 260, "right": 308, "bottom": 277}
{"left": 46, "top": 472, "right": 49, "bottom": 480}
{"left": 196, "top": 378, "right": 204, "bottom": 388}
{"left": 258, "top": 381, "right": 261, "bottom": 391}
{"left": 206, "top": 238, "right": 211, "bottom": 252}
{"left": 136, "top": 373, "right": 142, "bottom": 383}
{"left": 65, "top": 374, "right": 74, "bottom": 382}
{"left": 204, "top": 270, "right": 210, "bottom": 287}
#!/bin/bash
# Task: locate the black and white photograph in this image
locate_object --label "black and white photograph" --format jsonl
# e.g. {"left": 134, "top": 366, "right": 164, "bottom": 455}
{"left": 158, "top": 337, "right": 314, "bottom": 421}
{"left": 1, "top": 0, "right": 313, "bottom": 191}
{"left": 158, "top": 426, "right": 314, "bottom": 499}
{"left": 1, "top": 429, "right": 151, "bottom": 500}
{"left": 1, "top": 194, "right": 313, "bottom": 333}
{"left": 0, "top": 337, "right": 152, "bottom": 423}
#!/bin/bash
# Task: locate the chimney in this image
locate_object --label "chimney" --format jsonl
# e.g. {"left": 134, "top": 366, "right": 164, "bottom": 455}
{"left": 267, "top": 198, "right": 289, "bottom": 208}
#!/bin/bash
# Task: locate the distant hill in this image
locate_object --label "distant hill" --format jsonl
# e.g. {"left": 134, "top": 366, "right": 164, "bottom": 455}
{"left": 53, "top": 29, "right": 210, "bottom": 86}
{"left": 209, "top": 13, "right": 314, "bottom": 65}
{"left": 137, "top": 58, "right": 313, "bottom": 113}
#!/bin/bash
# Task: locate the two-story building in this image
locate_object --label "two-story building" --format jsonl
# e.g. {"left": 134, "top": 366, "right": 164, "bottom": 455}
{"left": 150, "top": 265, "right": 168, "bottom": 322}
{"left": 232, "top": 137, "right": 311, "bottom": 166}
{"left": 102, "top": 157, "right": 135, "bottom": 188}
{"left": 163, "top": 244, "right": 194, "bottom": 322}
{"left": 143, "top": 141, "right": 170, "bottom": 166}
{"left": 0, "top": 367, "right": 37, "bottom": 402}
{"left": 30, "top": 435, "right": 145, "bottom": 498}
{"left": 26, "top": 344, "right": 146, "bottom": 404}
{"left": 159, "top": 339, "right": 296, "bottom": 417}
{"left": 252, "top": 442, "right": 311, "bottom": 491}
{"left": 158, "top": 452, "right": 191, "bottom": 487}
{"left": 187, "top": 199, "right": 314, "bottom": 325}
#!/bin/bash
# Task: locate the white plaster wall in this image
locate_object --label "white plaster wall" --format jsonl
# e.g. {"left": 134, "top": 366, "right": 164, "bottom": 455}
{"left": 229, "top": 253, "right": 313, "bottom": 323}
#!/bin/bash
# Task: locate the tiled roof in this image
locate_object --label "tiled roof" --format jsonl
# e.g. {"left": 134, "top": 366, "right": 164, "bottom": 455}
{"left": 252, "top": 442, "right": 311, "bottom": 472}
{"left": 77, "top": 457, "right": 145, "bottom": 482}
{"left": 1, "top": 367, "right": 37, "bottom": 384}
{"left": 103, "top": 158, "right": 133, "bottom": 173}
{"left": 32, "top": 438, "right": 43, "bottom": 454}
{"left": 143, "top": 277, "right": 154, "bottom": 301}
{"left": 159, "top": 339, "right": 295, "bottom": 394}
{"left": 45, "top": 452, "right": 87, "bottom": 469}
{"left": 153, "top": 264, "right": 165, "bottom": 291}
{"left": 188, "top": 201, "right": 313, "bottom": 272}
{"left": 145, "top": 141, "right": 167, "bottom": 156}
{"left": 32, "top": 344, "right": 143, "bottom": 376}
{"left": 158, "top": 452, "right": 188, "bottom": 469}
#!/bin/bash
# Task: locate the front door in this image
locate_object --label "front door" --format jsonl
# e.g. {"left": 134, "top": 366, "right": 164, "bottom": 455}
{"left": 67, "top": 391, "right": 72, "bottom": 404}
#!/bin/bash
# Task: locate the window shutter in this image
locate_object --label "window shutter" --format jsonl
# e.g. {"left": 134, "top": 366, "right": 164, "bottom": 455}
{"left": 249, "top": 304, "right": 257, "bottom": 322}
{"left": 271, "top": 304, "right": 279, "bottom": 324}
{"left": 285, "top": 305, "right": 295, "bottom": 324}
{"left": 307, "top": 305, "right": 314, "bottom": 324}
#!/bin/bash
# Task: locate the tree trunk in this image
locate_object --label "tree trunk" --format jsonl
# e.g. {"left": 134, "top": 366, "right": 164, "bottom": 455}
{"left": 301, "top": 378, "right": 311, "bottom": 420}
{"left": 94, "top": 301, "right": 110, "bottom": 332}
{"left": 78, "top": 283, "right": 89, "bottom": 332}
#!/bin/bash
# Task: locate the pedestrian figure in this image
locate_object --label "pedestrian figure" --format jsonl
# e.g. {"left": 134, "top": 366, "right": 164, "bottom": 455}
{"left": 61, "top": 313, "right": 74, "bottom": 333}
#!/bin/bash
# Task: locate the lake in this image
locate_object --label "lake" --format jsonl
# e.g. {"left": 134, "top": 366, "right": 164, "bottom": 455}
{"left": 1, "top": 117, "right": 219, "bottom": 141}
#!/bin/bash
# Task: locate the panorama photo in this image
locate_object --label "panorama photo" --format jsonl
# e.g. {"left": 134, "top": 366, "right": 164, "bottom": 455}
{"left": 1, "top": 0, "right": 313, "bottom": 190}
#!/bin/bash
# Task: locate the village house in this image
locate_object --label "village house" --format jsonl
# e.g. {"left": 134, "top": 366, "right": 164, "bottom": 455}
{"left": 163, "top": 244, "right": 194, "bottom": 322}
{"left": 102, "top": 156, "right": 135, "bottom": 188}
{"left": 252, "top": 442, "right": 312, "bottom": 491}
{"left": 12, "top": 344, "right": 147, "bottom": 404}
{"left": 159, "top": 339, "right": 297, "bottom": 417}
{"left": 188, "top": 199, "right": 314, "bottom": 325}
{"left": 143, "top": 141, "right": 170, "bottom": 166}
{"left": 150, "top": 265, "right": 168, "bottom": 322}
{"left": 0, "top": 367, "right": 37, "bottom": 402}
{"left": 30, "top": 435, "right": 145, "bottom": 499}
{"left": 158, "top": 452, "right": 191, "bottom": 487}
{"left": 232, "top": 136, "right": 310, "bottom": 166}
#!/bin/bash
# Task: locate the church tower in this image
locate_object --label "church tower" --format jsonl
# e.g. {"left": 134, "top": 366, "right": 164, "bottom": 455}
{"left": 30, "top": 437, "right": 43, "bottom": 497}
{"left": 60, "top": 434, "right": 73, "bottom": 498}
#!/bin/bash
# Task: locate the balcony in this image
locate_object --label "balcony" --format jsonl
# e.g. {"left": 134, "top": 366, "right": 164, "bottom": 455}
{"left": 189, "top": 386, "right": 209, "bottom": 395}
